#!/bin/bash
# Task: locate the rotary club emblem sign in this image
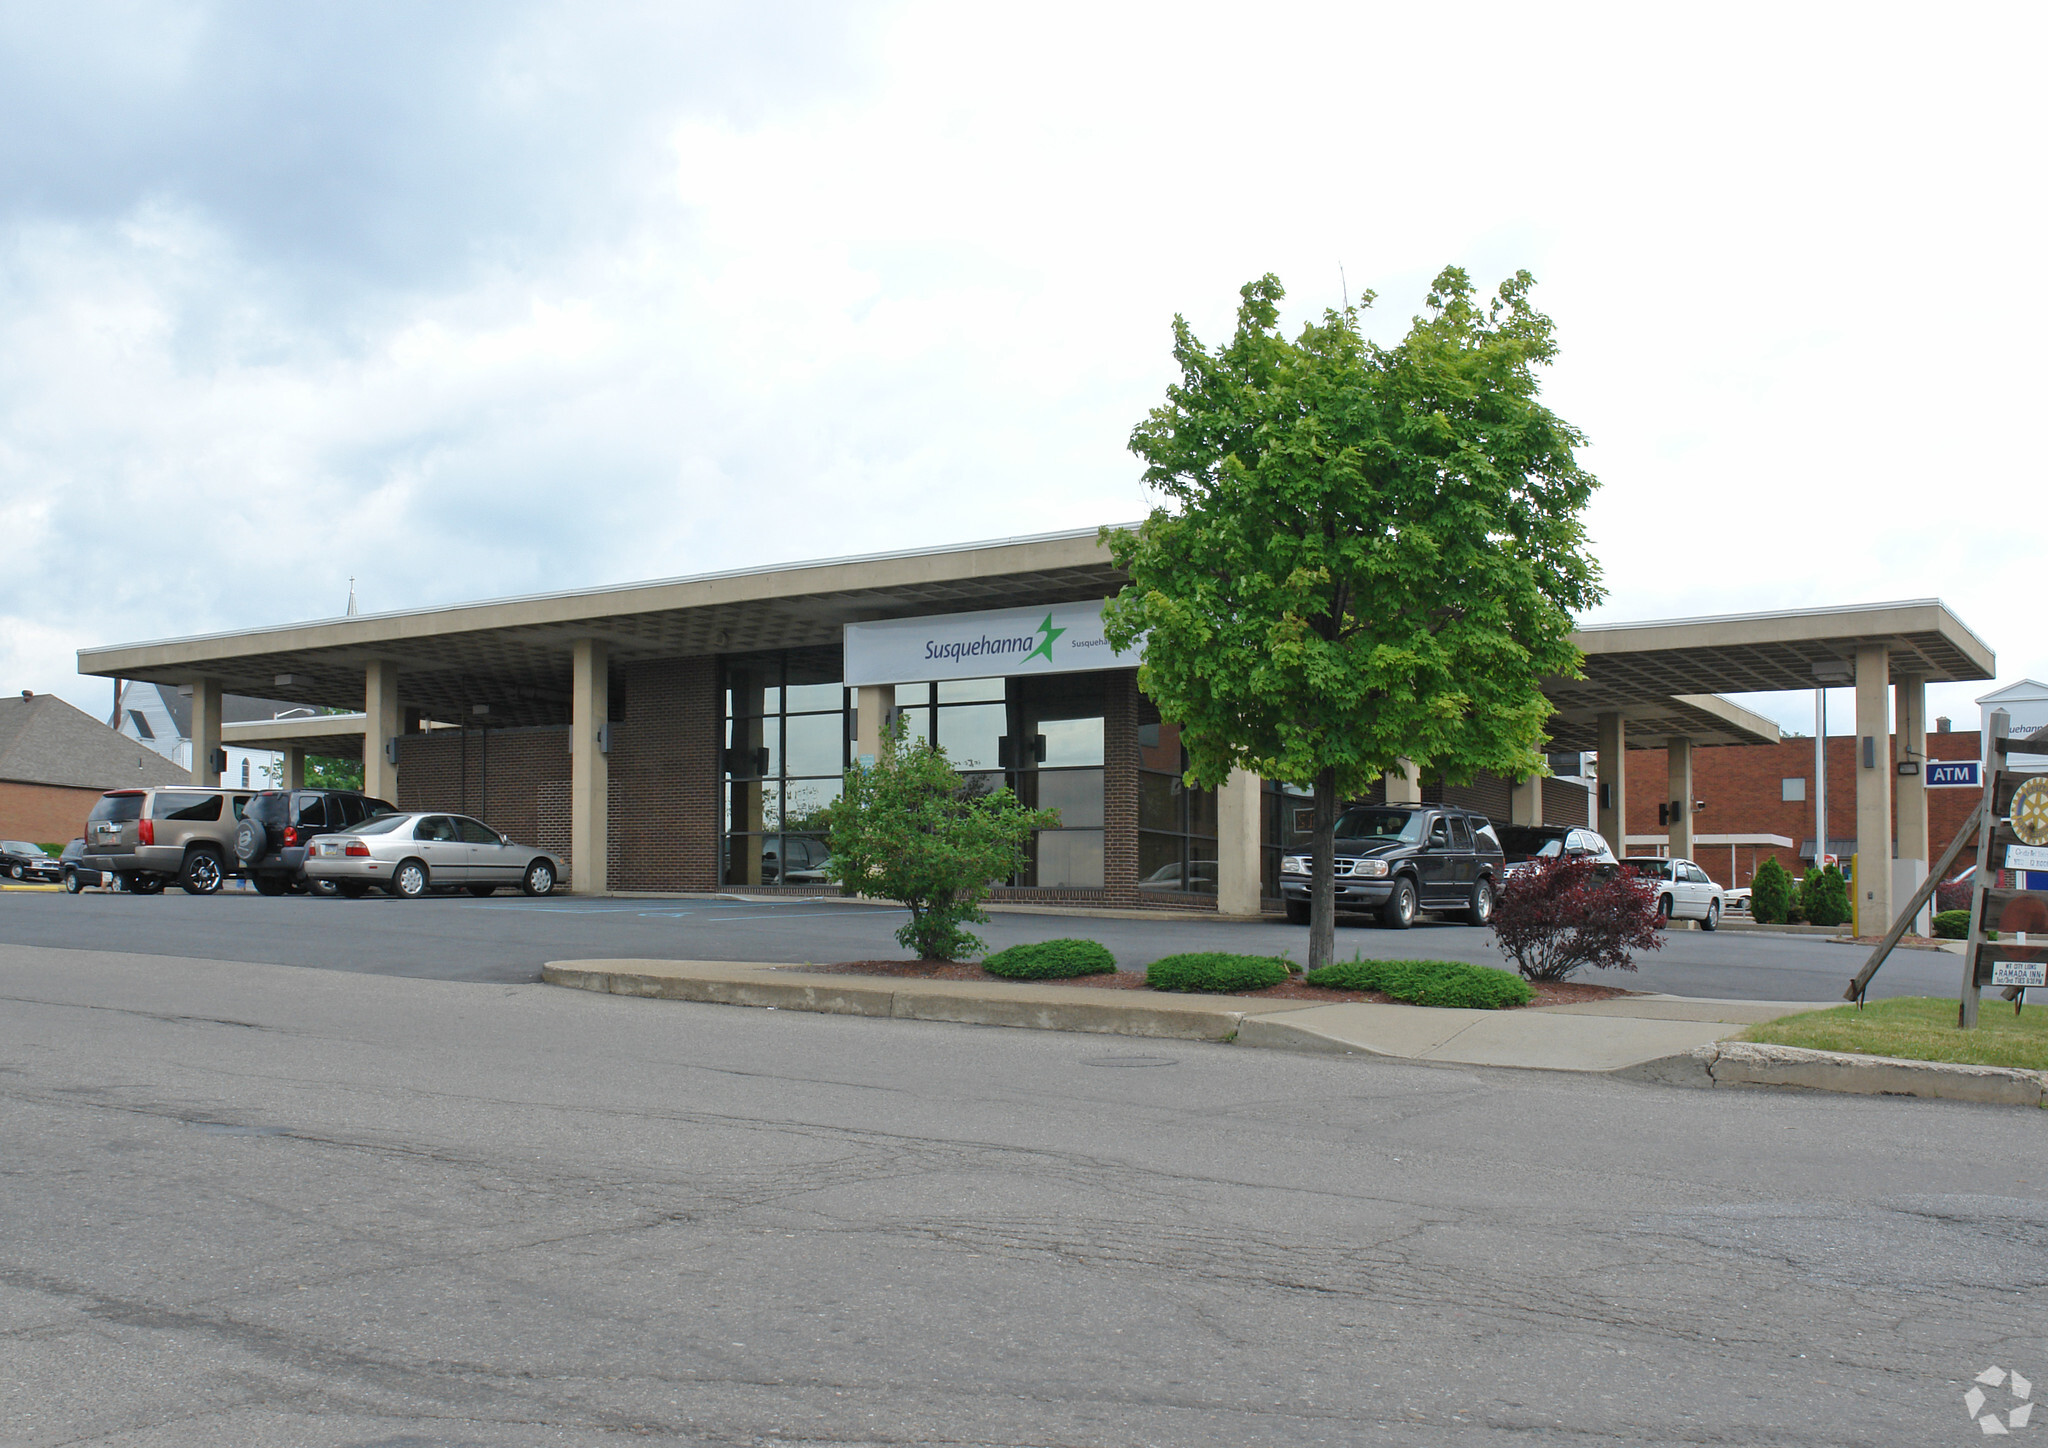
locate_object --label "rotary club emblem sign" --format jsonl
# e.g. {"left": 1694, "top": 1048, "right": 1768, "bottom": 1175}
{"left": 2014, "top": 777, "right": 2048, "bottom": 847}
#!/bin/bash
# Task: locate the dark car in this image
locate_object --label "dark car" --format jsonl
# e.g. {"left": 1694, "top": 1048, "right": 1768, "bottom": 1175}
{"left": 58, "top": 838, "right": 110, "bottom": 893}
{"left": 1496, "top": 824, "right": 1618, "bottom": 882}
{"left": 1277, "top": 803, "right": 1506, "bottom": 929}
{"left": 2, "top": 840, "right": 62, "bottom": 883}
{"left": 233, "top": 789, "right": 397, "bottom": 895}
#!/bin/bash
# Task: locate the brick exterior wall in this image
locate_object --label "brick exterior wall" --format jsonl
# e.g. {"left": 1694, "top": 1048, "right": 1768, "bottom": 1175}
{"left": 608, "top": 657, "right": 721, "bottom": 892}
{"left": 396, "top": 726, "right": 571, "bottom": 875}
{"left": 0, "top": 780, "right": 111, "bottom": 845}
{"left": 1543, "top": 775, "right": 1593, "bottom": 828}
{"left": 1622, "top": 729, "right": 1985, "bottom": 886}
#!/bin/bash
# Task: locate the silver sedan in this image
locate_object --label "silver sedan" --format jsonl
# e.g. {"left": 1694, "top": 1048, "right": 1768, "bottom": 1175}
{"left": 303, "top": 812, "right": 559, "bottom": 899}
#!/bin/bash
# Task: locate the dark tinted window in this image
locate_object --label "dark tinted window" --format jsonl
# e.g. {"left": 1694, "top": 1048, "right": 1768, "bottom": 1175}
{"left": 1473, "top": 822, "right": 1502, "bottom": 854}
{"left": 294, "top": 794, "right": 330, "bottom": 828}
{"left": 88, "top": 793, "right": 145, "bottom": 824}
{"left": 1332, "top": 808, "right": 1427, "bottom": 843}
{"left": 1447, "top": 817, "right": 1472, "bottom": 849}
{"left": 365, "top": 798, "right": 396, "bottom": 816}
{"left": 1497, "top": 826, "right": 1567, "bottom": 860}
{"left": 153, "top": 792, "right": 222, "bottom": 821}
{"left": 456, "top": 818, "right": 499, "bottom": 845}
{"left": 246, "top": 793, "right": 289, "bottom": 824}
{"left": 1427, "top": 817, "right": 1449, "bottom": 847}
{"left": 334, "top": 795, "right": 370, "bottom": 827}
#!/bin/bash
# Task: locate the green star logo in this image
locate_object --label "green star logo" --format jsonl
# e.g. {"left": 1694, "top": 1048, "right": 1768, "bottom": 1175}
{"left": 1025, "top": 612, "right": 1065, "bottom": 664}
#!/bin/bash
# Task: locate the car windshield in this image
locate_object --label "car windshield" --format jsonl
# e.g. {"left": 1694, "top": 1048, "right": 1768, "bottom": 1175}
{"left": 342, "top": 815, "right": 411, "bottom": 836}
{"left": 1497, "top": 827, "right": 1568, "bottom": 861}
{"left": 1332, "top": 808, "right": 1426, "bottom": 843}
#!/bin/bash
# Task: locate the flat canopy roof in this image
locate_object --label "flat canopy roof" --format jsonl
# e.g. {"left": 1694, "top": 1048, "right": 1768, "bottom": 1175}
{"left": 79, "top": 528, "right": 1993, "bottom": 747}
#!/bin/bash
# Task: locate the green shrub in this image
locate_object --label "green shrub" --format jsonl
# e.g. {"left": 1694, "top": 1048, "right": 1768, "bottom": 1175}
{"left": 1306, "top": 958, "right": 1533, "bottom": 1010}
{"left": 1930, "top": 910, "right": 1995, "bottom": 941}
{"left": 982, "top": 938, "right": 1117, "bottom": 979}
{"left": 1145, "top": 952, "right": 1291, "bottom": 994}
{"left": 1801, "top": 865, "right": 1851, "bottom": 929}
{"left": 1749, "top": 858, "right": 1792, "bottom": 924}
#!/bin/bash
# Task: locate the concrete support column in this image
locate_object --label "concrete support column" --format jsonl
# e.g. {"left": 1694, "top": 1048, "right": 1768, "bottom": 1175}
{"left": 1596, "top": 712, "right": 1627, "bottom": 860}
{"left": 1854, "top": 645, "right": 1892, "bottom": 935}
{"left": 1509, "top": 775, "right": 1543, "bottom": 827}
{"left": 571, "top": 639, "right": 610, "bottom": 896}
{"left": 854, "top": 684, "right": 890, "bottom": 763}
{"left": 1667, "top": 737, "right": 1694, "bottom": 862}
{"left": 281, "top": 748, "right": 305, "bottom": 790}
{"left": 362, "top": 661, "right": 402, "bottom": 804}
{"left": 1385, "top": 759, "right": 1423, "bottom": 805}
{"left": 187, "top": 680, "right": 222, "bottom": 786}
{"left": 1215, "top": 768, "right": 1263, "bottom": 918}
{"left": 1894, "top": 673, "right": 1930, "bottom": 935}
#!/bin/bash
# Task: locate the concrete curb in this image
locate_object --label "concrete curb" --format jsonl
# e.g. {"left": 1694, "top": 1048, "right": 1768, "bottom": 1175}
{"left": 543, "top": 961, "right": 2045, "bottom": 1106}
{"left": 1620, "top": 1041, "right": 2048, "bottom": 1106}
{"left": 540, "top": 962, "right": 1262, "bottom": 1042}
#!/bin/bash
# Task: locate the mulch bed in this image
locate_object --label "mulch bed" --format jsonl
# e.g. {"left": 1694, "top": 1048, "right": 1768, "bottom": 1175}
{"left": 795, "top": 960, "right": 1638, "bottom": 1009}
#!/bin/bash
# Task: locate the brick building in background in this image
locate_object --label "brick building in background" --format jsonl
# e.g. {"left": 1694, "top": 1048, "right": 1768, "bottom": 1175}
{"left": 1621, "top": 723, "right": 1985, "bottom": 887}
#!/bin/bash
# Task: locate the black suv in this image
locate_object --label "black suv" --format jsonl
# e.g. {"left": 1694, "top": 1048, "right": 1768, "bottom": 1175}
{"left": 234, "top": 790, "right": 396, "bottom": 895}
{"left": 1277, "top": 803, "right": 1506, "bottom": 928}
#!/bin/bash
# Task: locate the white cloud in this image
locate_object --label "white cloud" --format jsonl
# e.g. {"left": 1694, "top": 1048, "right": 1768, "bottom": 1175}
{"left": 1, "top": 0, "right": 2042, "bottom": 736}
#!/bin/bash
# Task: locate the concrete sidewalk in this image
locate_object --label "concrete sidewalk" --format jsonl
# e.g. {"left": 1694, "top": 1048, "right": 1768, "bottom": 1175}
{"left": 542, "top": 957, "right": 1807, "bottom": 1074}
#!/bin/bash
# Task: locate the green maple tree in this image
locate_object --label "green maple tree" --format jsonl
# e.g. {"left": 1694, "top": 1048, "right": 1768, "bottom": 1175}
{"left": 1103, "top": 268, "right": 1604, "bottom": 967}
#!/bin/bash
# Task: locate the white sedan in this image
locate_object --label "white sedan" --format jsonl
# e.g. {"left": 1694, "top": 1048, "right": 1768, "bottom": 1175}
{"left": 304, "top": 811, "right": 559, "bottom": 899}
{"left": 1620, "top": 856, "right": 1726, "bottom": 931}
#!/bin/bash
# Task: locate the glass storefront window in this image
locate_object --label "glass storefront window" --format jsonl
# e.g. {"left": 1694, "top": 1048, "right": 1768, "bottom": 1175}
{"left": 723, "top": 648, "right": 847, "bottom": 887}
{"left": 1135, "top": 716, "right": 1217, "bottom": 894}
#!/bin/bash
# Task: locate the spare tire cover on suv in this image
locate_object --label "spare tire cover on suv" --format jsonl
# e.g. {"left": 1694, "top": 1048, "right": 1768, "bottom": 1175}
{"left": 234, "top": 816, "right": 267, "bottom": 866}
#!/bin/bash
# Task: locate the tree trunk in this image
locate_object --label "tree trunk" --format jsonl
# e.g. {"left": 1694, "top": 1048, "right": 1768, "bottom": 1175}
{"left": 1310, "top": 766, "right": 1338, "bottom": 971}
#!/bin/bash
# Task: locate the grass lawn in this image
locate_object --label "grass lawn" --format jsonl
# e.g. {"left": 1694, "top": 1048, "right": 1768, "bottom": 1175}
{"left": 1741, "top": 995, "right": 2048, "bottom": 1071}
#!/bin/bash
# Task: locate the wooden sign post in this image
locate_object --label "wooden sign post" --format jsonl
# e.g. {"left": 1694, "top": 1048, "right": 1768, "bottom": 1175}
{"left": 1959, "top": 711, "right": 2048, "bottom": 1028}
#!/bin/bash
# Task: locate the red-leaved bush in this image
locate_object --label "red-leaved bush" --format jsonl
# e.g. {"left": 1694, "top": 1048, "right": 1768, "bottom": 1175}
{"left": 1490, "top": 856, "right": 1665, "bottom": 982}
{"left": 1934, "top": 879, "right": 1973, "bottom": 915}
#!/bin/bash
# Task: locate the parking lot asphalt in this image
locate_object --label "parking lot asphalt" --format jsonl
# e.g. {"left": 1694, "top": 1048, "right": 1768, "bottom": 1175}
{"left": 9, "top": 945, "right": 2037, "bottom": 1446}
{"left": 0, "top": 885, "right": 1960, "bottom": 1001}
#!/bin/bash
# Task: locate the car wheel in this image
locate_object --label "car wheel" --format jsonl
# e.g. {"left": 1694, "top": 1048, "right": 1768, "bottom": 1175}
{"left": 254, "top": 875, "right": 288, "bottom": 897}
{"left": 1703, "top": 899, "right": 1720, "bottom": 932}
{"left": 1283, "top": 898, "right": 1310, "bottom": 925}
{"left": 337, "top": 881, "right": 369, "bottom": 899}
{"left": 1467, "top": 877, "right": 1494, "bottom": 927}
{"left": 61, "top": 869, "right": 82, "bottom": 894}
{"left": 522, "top": 859, "right": 556, "bottom": 897}
{"left": 467, "top": 884, "right": 496, "bottom": 898}
{"left": 7, "top": 864, "right": 20, "bottom": 880}
{"left": 389, "top": 859, "right": 429, "bottom": 899}
{"left": 308, "top": 878, "right": 339, "bottom": 897}
{"left": 129, "top": 874, "right": 165, "bottom": 895}
{"left": 1656, "top": 894, "right": 1673, "bottom": 927}
{"left": 178, "top": 850, "right": 224, "bottom": 896}
{"left": 1379, "top": 877, "right": 1416, "bottom": 930}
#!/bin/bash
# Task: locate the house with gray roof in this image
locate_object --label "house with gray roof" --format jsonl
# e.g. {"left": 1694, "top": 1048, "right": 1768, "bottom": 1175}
{"left": 0, "top": 691, "right": 189, "bottom": 846}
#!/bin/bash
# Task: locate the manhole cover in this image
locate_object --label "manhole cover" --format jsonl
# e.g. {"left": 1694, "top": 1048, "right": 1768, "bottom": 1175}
{"left": 1081, "top": 1055, "right": 1177, "bottom": 1068}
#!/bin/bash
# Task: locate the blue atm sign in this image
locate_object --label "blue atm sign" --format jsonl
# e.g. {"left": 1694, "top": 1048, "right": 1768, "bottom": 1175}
{"left": 1927, "top": 760, "right": 1981, "bottom": 788}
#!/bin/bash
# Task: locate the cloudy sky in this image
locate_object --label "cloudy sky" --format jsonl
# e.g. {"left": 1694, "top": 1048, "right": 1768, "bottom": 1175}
{"left": 3, "top": 0, "right": 2038, "bottom": 736}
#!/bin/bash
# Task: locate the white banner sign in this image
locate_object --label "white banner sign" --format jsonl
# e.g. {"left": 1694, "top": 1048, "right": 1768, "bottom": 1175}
{"left": 1991, "top": 960, "right": 2046, "bottom": 988}
{"left": 843, "top": 600, "right": 1136, "bottom": 687}
{"left": 2008, "top": 843, "right": 2048, "bottom": 872}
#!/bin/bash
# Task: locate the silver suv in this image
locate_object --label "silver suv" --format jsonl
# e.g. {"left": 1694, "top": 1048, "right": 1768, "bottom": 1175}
{"left": 80, "top": 787, "right": 256, "bottom": 895}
